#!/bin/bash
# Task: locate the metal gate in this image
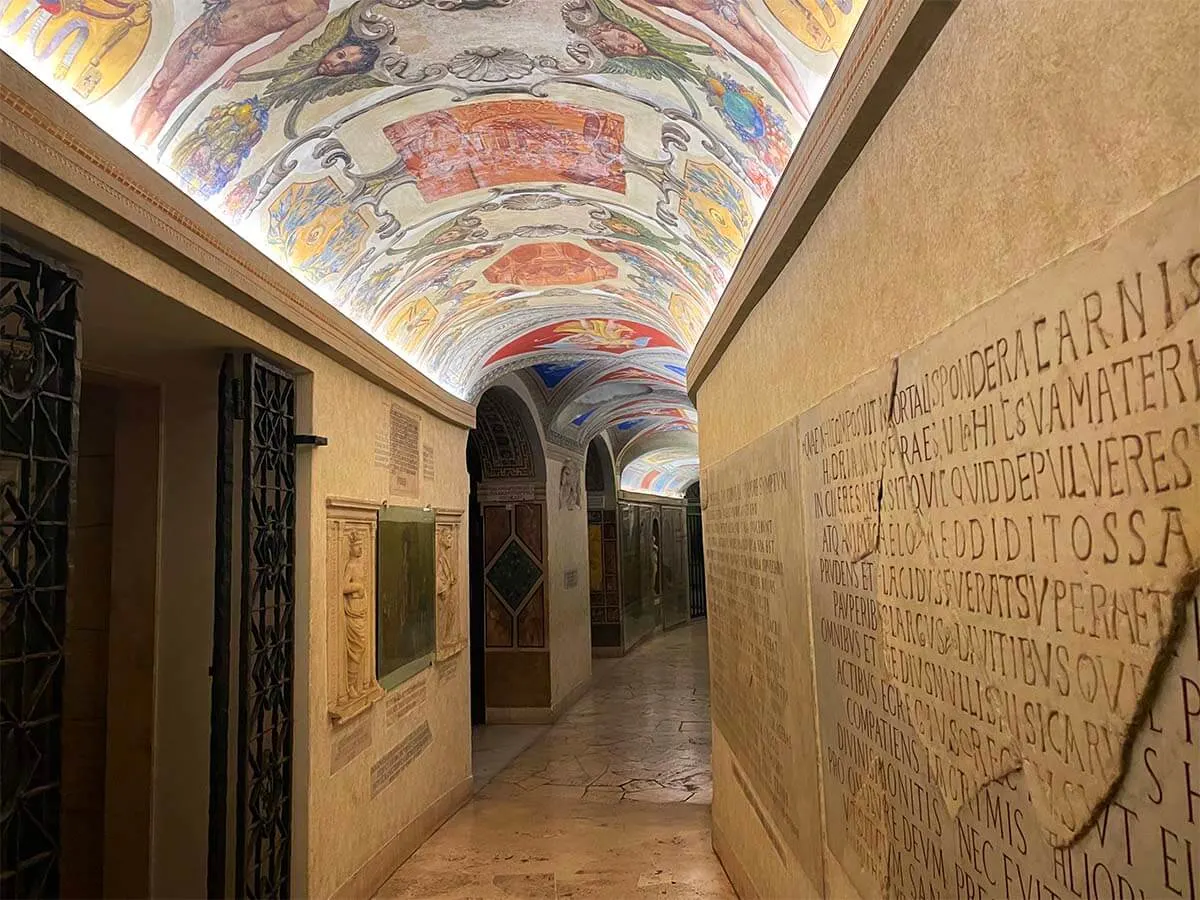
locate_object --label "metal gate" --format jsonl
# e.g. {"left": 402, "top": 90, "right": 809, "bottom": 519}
{"left": 0, "top": 242, "right": 79, "bottom": 899}
{"left": 686, "top": 506, "right": 706, "bottom": 619}
{"left": 209, "top": 353, "right": 297, "bottom": 899}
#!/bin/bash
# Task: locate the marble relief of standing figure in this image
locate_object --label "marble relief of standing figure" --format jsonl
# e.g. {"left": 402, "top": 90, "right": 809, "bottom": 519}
{"left": 435, "top": 524, "right": 464, "bottom": 658}
{"left": 343, "top": 527, "right": 370, "bottom": 698}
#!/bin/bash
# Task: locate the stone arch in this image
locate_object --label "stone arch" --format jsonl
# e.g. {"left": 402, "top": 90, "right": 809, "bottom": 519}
{"left": 585, "top": 435, "right": 616, "bottom": 503}
{"left": 473, "top": 385, "right": 546, "bottom": 482}
{"left": 470, "top": 384, "right": 553, "bottom": 718}
{"left": 584, "top": 435, "right": 621, "bottom": 651}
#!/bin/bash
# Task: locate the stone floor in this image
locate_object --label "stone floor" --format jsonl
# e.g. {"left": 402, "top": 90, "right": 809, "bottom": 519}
{"left": 470, "top": 723, "right": 549, "bottom": 790}
{"left": 376, "top": 622, "right": 734, "bottom": 899}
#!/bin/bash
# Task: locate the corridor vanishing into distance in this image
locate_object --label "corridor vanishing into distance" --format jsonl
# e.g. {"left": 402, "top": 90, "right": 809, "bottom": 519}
{"left": 376, "top": 623, "right": 732, "bottom": 899}
{"left": 3, "top": 2, "right": 1197, "bottom": 898}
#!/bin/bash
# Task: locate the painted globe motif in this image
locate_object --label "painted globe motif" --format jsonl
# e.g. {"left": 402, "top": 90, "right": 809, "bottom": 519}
{"left": 705, "top": 70, "right": 792, "bottom": 177}
{"left": 719, "top": 89, "right": 766, "bottom": 140}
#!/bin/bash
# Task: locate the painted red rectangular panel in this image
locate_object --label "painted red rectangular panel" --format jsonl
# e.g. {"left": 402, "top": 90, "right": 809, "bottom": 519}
{"left": 384, "top": 100, "right": 626, "bottom": 202}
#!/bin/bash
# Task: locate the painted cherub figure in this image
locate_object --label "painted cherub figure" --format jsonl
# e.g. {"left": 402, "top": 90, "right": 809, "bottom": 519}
{"left": 616, "top": 0, "right": 812, "bottom": 118}
{"left": 130, "top": 0, "right": 330, "bottom": 144}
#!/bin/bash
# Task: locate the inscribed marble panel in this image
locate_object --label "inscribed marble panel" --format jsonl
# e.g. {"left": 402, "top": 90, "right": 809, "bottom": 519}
{"left": 796, "top": 178, "right": 1200, "bottom": 899}
{"left": 705, "top": 419, "right": 825, "bottom": 889}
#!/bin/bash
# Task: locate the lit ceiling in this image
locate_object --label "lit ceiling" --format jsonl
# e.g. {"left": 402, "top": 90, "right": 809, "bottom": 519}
{"left": 2, "top": 0, "right": 865, "bottom": 496}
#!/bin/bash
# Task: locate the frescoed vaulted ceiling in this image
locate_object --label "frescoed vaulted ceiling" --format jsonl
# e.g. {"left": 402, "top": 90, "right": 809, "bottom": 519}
{"left": 2, "top": 0, "right": 866, "bottom": 496}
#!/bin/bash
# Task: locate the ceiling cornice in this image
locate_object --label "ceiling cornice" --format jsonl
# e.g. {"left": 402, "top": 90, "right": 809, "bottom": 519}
{"left": 686, "top": 0, "right": 958, "bottom": 400}
{"left": 0, "top": 56, "right": 475, "bottom": 429}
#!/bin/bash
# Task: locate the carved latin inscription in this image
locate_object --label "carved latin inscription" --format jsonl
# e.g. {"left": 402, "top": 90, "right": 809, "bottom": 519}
{"left": 423, "top": 442, "right": 435, "bottom": 482}
{"left": 327, "top": 499, "right": 385, "bottom": 722}
{"left": 792, "top": 179, "right": 1200, "bottom": 898}
{"left": 384, "top": 675, "right": 427, "bottom": 730}
{"left": 330, "top": 714, "right": 372, "bottom": 775}
{"left": 371, "top": 721, "right": 434, "bottom": 798}
{"left": 704, "top": 420, "right": 825, "bottom": 890}
{"left": 375, "top": 404, "right": 421, "bottom": 497}
{"left": 704, "top": 180, "right": 1200, "bottom": 900}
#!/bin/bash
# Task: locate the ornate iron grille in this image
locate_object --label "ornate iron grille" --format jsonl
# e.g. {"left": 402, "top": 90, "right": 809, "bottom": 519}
{"left": 236, "top": 354, "right": 296, "bottom": 899}
{"left": 687, "top": 506, "right": 706, "bottom": 619}
{"left": 0, "top": 241, "right": 79, "bottom": 899}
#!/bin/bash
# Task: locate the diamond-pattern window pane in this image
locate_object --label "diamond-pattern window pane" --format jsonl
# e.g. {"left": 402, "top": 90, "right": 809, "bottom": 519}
{"left": 486, "top": 539, "right": 541, "bottom": 611}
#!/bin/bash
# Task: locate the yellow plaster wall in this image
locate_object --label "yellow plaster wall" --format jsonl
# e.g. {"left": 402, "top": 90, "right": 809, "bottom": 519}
{"left": 2, "top": 167, "right": 473, "bottom": 899}
{"left": 150, "top": 357, "right": 223, "bottom": 899}
{"left": 694, "top": 1, "right": 1200, "bottom": 896}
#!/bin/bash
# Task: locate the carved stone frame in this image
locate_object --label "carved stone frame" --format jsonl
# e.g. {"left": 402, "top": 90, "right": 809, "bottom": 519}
{"left": 434, "top": 508, "right": 466, "bottom": 662}
{"left": 327, "top": 498, "right": 385, "bottom": 723}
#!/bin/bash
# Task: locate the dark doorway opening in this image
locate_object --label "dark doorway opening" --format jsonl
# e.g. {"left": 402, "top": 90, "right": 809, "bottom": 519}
{"left": 584, "top": 439, "right": 620, "bottom": 651}
{"left": 466, "top": 434, "right": 485, "bottom": 725}
{"left": 651, "top": 517, "right": 662, "bottom": 596}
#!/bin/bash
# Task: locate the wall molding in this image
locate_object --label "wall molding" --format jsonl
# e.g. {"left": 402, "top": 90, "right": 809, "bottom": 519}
{"left": 486, "top": 671, "right": 592, "bottom": 724}
{"left": 331, "top": 776, "right": 473, "bottom": 899}
{"left": 686, "top": 0, "right": 958, "bottom": 398}
{"left": 712, "top": 822, "right": 764, "bottom": 900}
{"left": 0, "top": 58, "right": 474, "bottom": 429}
{"left": 618, "top": 489, "right": 687, "bottom": 507}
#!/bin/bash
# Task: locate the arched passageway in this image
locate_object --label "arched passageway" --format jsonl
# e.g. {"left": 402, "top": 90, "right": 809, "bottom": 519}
{"left": 584, "top": 437, "right": 621, "bottom": 652}
{"left": 468, "top": 386, "right": 552, "bottom": 718}
{"left": 685, "top": 481, "right": 707, "bottom": 619}
{"left": 465, "top": 433, "right": 486, "bottom": 725}
{"left": 6, "top": 1, "right": 1196, "bottom": 899}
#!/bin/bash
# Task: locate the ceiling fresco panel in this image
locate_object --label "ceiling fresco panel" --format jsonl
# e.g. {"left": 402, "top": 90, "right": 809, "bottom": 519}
{"left": 485, "top": 317, "right": 680, "bottom": 366}
{"left": 483, "top": 242, "right": 618, "bottom": 286}
{"left": 620, "top": 445, "right": 699, "bottom": 497}
{"left": 384, "top": 100, "right": 627, "bottom": 201}
{"left": 1, "top": 0, "right": 868, "bottom": 495}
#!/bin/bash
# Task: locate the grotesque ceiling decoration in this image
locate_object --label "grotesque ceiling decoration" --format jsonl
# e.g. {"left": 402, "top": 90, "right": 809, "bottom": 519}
{"left": 3, "top": 0, "right": 866, "bottom": 496}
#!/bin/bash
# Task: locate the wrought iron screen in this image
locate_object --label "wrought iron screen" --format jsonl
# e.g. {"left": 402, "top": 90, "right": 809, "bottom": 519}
{"left": 0, "top": 241, "right": 79, "bottom": 899}
{"left": 210, "top": 352, "right": 297, "bottom": 899}
{"left": 236, "top": 353, "right": 296, "bottom": 898}
{"left": 208, "top": 355, "right": 236, "bottom": 898}
{"left": 686, "top": 506, "right": 706, "bottom": 619}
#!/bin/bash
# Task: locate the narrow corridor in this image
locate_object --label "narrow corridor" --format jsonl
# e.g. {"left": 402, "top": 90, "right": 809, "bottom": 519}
{"left": 376, "top": 623, "right": 733, "bottom": 899}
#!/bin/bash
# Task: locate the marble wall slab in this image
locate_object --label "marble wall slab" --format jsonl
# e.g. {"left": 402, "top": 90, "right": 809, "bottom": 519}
{"left": 703, "top": 179, "right": 1200, "bottom": 899}
{"left": 705, "top": 420, "right": 825, "bottom": 889}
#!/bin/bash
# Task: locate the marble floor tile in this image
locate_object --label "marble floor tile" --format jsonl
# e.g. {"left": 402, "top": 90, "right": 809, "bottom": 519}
{"left": 472, "top": 724, "right": 551, "bottom": 789}
{"left": 376, "top": 622, "right": 732, "bottom": 899}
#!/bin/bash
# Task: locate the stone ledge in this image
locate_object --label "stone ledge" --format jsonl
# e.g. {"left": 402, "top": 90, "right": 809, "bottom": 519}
{"left": 331, "top": 775, "right": 473, "bottom": 900}
{"left": 686, "top": 0, "right": 957, "bottom": 399}
{"left": 712, "top": 821, "right": 762, "bottom": 900}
